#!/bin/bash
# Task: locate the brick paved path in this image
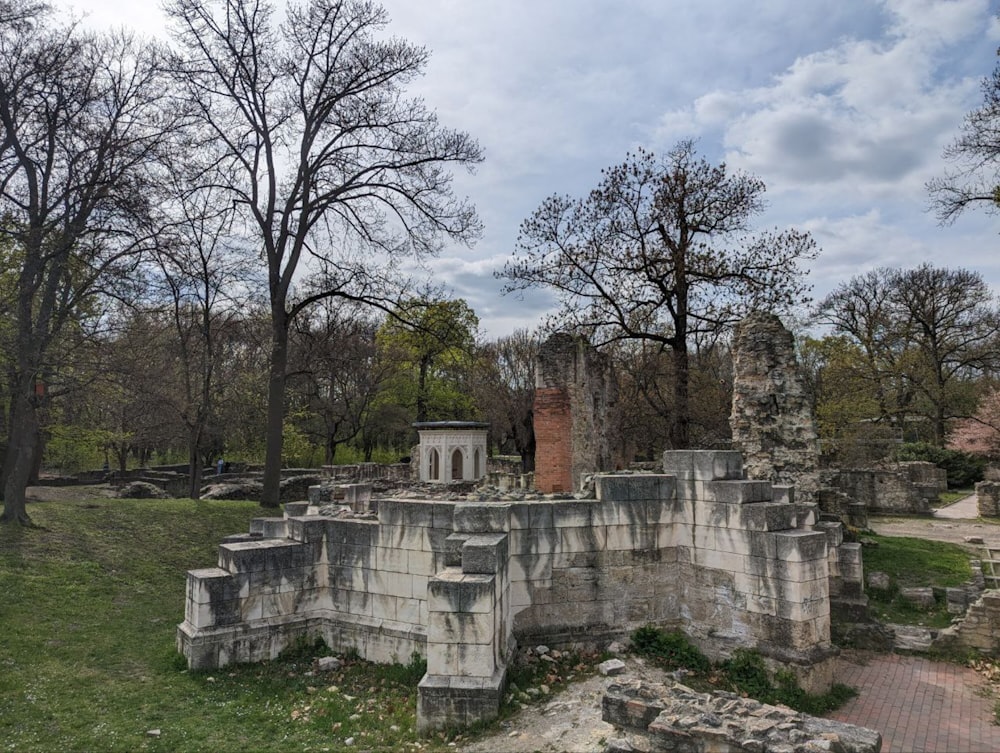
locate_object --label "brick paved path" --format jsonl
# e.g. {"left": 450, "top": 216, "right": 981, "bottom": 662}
{"left": 828, "top": 653, "right": 1000, "bottom": 752}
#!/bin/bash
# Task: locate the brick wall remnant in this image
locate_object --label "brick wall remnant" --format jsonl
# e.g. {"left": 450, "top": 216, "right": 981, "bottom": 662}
{"left": 533, "top": 333, "right": 620, "bottom": 493}
{"left": 731, "top": 312, "right": 821, "bottom": 503}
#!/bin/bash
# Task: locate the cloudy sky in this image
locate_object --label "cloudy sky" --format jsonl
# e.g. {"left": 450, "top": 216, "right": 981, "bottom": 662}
{"left": 70, "top": 0, "right": 1000, "bottom": 338}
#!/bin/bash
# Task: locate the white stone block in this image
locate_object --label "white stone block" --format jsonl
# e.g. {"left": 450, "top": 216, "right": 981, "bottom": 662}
{"left": 509, "top": 553, "right": 551, "bottom": 582}
{"left": 407, "top": 549, "right": 436, "bottom": 576}
{"left": 606, "top": 523, "right": 656, "bottom": 551}
{"left": 396, "top": 597, "right": 422, "bottom": 626}
{"left": 426, "top": 642, "right": 496, "bottom": 677}
{"left": 691, "top": 548, "right": 744, "bottom": 574}
{"left": 375, "top": 546, "right": 408, "bottom": 573}
{"left": 559, "top": 525, "right": 607, "bottom": 554}
{"left": 370, "top": 593, "right": 397, "bottom": 621}
{"left": 429, "top": 610, "right": 495, "bottom": 645}
{"left": 372, "top": 570, "right": 413, "bottom": 599}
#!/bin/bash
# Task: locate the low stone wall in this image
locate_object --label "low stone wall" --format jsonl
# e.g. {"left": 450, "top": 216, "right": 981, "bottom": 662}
{"left": 602, "top": 680, "right": 882, "bottom": 753}
{"left": 935, "top": 590, "right": 1000, "bottom": 655}
{"left": 829, "top": 466, "right": 937, "bottom": 516}
{"left": 320, "top": 462, "right": 412, "bottom": 483}
{"left": 178, "top": 450, "right": 850, "bottom": 732}
{"left": 977, "top": 481, "right": 1000, "bottom": 517}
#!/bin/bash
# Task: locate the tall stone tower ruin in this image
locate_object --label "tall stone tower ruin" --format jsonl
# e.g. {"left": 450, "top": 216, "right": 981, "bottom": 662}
{"left": 730, "top": 312, "right": 821, "bottom": 502}
{"left": 533, "top": 333, "right": 620, "bottom": 493}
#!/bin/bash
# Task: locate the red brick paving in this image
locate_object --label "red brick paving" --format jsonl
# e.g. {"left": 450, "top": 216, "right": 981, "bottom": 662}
{"left": 827, "top": 653, "right": 1000, "bottom": 752}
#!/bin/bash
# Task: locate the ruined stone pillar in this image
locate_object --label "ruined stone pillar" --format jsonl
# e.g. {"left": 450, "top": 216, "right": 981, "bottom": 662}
{"left": 730, "top": 312, "right": 821, "bottom": 503}
{"left": 533, "top": 333, "right": 619, "bottom": 493}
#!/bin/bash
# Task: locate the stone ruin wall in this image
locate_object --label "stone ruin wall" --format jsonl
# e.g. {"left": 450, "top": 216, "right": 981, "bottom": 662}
{"left": 533, "top": 333, "right": 620, "bottom": 493}
{"left": 178, "top": 450, "right": 860, "bottom": 732}
{"left": 830, "top": 463, "right": 944, "bottom": 516}
{"left": 977, "top": 481, "right": 1000, "bottom": 517}
{"left": 730, "top": 312, "right": 821, "bottom": 504}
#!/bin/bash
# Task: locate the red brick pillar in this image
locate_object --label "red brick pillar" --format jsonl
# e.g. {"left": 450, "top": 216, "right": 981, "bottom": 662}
{"left": 533, "top": 387, "right": 572, "bottom": 493}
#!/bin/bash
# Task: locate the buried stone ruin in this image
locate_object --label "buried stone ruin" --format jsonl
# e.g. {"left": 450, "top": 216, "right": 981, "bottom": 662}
{"left": 177, "top": 449, "right": 858, "bottom": 732}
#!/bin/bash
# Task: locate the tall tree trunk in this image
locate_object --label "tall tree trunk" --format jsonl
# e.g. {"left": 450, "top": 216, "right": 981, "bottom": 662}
{"left": 187, "top": 421, "right": 204, "bottom": 499}
{"left": 672, "top": 343, "right": 690, "bottom": 449}
{"left": 262, "top": 310, "right": 289, "bottom": 508}
{"left": 1, "top": 388, "right": 39, "bottom": 525}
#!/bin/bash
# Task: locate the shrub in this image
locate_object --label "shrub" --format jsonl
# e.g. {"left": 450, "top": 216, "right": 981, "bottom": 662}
{"left": 630, "top": 626, "right": 711, "bottom": 673}
{"left": 894, "top": 442, "right": 985, "bottom": 488}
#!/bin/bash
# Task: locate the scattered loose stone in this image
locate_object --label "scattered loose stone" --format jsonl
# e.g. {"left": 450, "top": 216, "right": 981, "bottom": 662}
{"left": 604, "top": 738, "right": 634, "bottom": 752}
{"left": 535, "top": 645, "right": 550, "bottom": 656}
{"left": 598, "top": 658, "right": 627, "bottom": 676}
{"left": 965, "top": 536, "right": 986, "bottom": 545}
{"left": 316, "top": 656, "right": 342, "bottom": 671}
{"left": 145, "top": 729, "right": 161, "bottom": 738}
{"left": 867, "top": 571, "right": 891, "bottom": 590}
{"left": 607, "top": 641, "right": 626, "bottom": 655}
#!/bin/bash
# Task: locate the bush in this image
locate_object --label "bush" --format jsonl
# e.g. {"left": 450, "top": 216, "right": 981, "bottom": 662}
{"left": 630, "top": 626, "right": 711, "bottom": 673}
{"left": 894, "top": 442, "right": 985, "bottom": 488}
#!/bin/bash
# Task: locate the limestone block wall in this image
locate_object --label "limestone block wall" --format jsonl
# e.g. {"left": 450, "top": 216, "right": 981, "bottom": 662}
{"left": 178, "top": 500, "right": 455, "bottom": 670}
{"left": 935, "top": 591, "right": 1000, "bottom": 655}
{"left": 178, "top": 450, "right": 843, "bottom": 731}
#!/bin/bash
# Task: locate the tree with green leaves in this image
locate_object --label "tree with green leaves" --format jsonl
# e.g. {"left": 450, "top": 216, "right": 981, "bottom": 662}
{"left": 500, "top": 140, "right": 816, "bottom": 449}
{"left": 376, "top": 298, "right": 479, "bottom": 423}
{"left": 165, "top": 0, "right": 482, "bottom": 507}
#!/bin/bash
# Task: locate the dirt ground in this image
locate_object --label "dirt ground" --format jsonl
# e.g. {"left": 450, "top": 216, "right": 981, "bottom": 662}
{"left": 868, "top": 513, "right": 1000, "bottom": 547}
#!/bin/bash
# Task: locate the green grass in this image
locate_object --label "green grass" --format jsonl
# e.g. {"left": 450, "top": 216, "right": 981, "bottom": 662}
{"left": 861, "top": 533, "right": 973, "bottom": 627}
{"left": 0, "top": 496, "right": 451, "bottom": 752}
{"left": 936, "top": 489, "right": 974, "bottom": 507}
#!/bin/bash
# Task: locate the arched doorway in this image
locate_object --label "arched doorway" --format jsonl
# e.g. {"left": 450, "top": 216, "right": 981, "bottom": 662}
{"left": 429, "top": 448, "right": 440, "bottom": 481}
{"left": 451, "top": 448, "right": 463, "bottom": 480}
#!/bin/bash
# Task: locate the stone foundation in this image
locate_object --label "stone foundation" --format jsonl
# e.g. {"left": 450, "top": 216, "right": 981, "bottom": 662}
{"left": 602, "top": 680, "right": 882, "bottom": 753}
{"left": 178, "top": 450, "right": 853, "bottom": 732}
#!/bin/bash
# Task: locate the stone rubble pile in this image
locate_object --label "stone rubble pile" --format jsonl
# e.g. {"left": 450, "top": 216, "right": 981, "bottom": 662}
{"left": 602, "top": 680, "right": 881, "bottom": 753}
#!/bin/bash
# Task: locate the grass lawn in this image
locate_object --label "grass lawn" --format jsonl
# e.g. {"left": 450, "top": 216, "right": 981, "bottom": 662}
{"left": 861, "top": 533, "right": 974, "bottom": 628}
{"left": 936, "top": 489, "right": 975, "bottom": 507}
{"left": 0, "top": 496, "right": 453, "bottom": 752}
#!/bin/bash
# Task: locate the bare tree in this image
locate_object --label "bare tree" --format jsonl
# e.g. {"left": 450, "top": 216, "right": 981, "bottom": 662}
{"left": 149, "top": 182, "right": 252, "bottom": 498}
{"left": 288, "top": 301, "right": 388, "bottom": 465}
{"left": 0, "top": 3, "right": 177, "bottom": 524}
{"left": 929, "top": 50, "right": 1000, "bottom": 222}
{"left": 166, "top": 0, "right": 482, "bottom": 506}
{"left": 500, "top": 141, "right": 815, "bottom": 449}
{"left": 473, "top": 330, "right": 538, "bottom": 471}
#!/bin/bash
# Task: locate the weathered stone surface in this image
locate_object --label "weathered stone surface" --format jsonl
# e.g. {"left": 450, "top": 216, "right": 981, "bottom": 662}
{"left": 603, "top": 680, "right": 881, "bottom": 753}
{"left": 180, "top": 449, "right": 846, "bottom": 734}
{"left": 900, "top": 587, "right": 935, "bottom": 610}
{"left": 598, "top": 658, "right": 626, "bottom": 676}
{"left": 829, "top": 468, "right": 935, "bottom": 516}
{"left": 977, "top": 481, "right": 1000, "bottom": 517}
{"left": 730, "top": 312, "right": 821, "bottom": 504}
